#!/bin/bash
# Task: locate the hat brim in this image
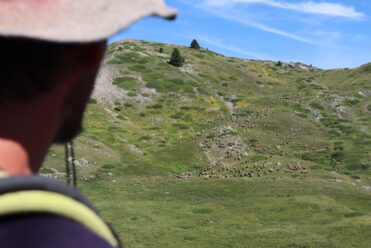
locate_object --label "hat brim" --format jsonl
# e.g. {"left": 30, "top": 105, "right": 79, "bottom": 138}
{"left": 0, "top": 0, "right": 177, "bottom": 42}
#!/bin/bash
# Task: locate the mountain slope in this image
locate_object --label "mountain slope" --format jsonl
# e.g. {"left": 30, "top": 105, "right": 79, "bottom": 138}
{"left": 43, "top": 39, "right": 371, "bottom": 248}
{"left": 48, "top": 40, "right": 370, "bottom": 179}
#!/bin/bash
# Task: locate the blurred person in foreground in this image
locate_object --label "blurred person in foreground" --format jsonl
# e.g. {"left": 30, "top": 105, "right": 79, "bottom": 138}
{"left": 0, "top": 1, "right": 176, "bottom": 247}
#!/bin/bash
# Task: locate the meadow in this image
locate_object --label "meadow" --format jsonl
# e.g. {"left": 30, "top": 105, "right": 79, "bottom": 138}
{"left": 44, "top": 40, "right": 371, "bottom": 247}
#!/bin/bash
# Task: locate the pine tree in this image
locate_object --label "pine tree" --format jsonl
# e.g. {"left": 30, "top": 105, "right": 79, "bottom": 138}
{"left": 169, "top": 48, "right": 185, "bottom": 67}
{"left": 190, "top": 39, "right": 201, "bottom": 49}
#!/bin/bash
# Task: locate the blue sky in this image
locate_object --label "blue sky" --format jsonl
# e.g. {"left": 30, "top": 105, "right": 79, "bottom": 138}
{"left": 110, "top": 0, "right": 371, "bottom": 69}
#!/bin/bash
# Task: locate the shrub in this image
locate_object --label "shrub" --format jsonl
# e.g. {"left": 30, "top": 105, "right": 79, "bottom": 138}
{"left": 333, "top": 142, "right": 344, "bottom": 151}
{"left": 180, "top": 106, "right": 192, "bottom": 110}
{"left": 331, "top": 151, "right": 344, "bottom": 161}
{"left": 139, "top": 135, "right": 152, "bottom": 141}
{"left": 102, "top": 164, "right": 115, "bottom": 169}
{"left": 206, "top": 134, "right": 215, "bottom": 139}
{"left": 170, "top": 112, "right": 183, "bottom": 119}
{"left": 350, "top": 175, "right": 361, "bottom": 180}
{"left": 296, "top": 113, "right": 307, "bottom": 118}
{"left": 190, "top": 39, "right": 201, "bottom": 49}
{"left": 114, "top": 107, "right": 122, "bottom": 112}
{"left": 40, "top": 167, "right": 55, "bottom": 174}
{"left": 128, "top": 92, "right": 138, "bottom": 97}
{"left": 147, "top": 104, "right": 163, "bottom": 109}
{"left": 88, "top": 98, "right": 97, "bottom": 104}
{"left": 128, "top": 64, "right": 149, "bottom": 72}
{"left": 344, "top": 212, "right": 365, "bottom": 218}
{"left": 346, "top": 163, "right": 370, "bottom": 171}
{"left": 169, "top": 48, "right": 185, "bottom": 67}
{"left": 250, "top": 155, "right": 265, "bottom": 162}
{"left": 113, "top": 76, "right": 137, "bottom": 90}
{"left": 172, "top": 123, "right": 189, "bottom": 129}
{"left": 344, "top": 98, "right": 360, "bottom": 106}
{"left": 310, "top": 102, "right": 324, "bottom": 110}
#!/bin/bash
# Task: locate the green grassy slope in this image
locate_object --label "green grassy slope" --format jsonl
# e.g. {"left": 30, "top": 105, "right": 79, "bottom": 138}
{"left": 44, "top": 40, "right": 371, "bottom": 247}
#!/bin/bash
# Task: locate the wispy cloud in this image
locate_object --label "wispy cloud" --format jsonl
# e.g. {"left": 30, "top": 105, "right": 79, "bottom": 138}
{"left": 180, "top": 1, "right": 319, "bottom": 45}
{"left": 216, "top": 11, "right": 319, "bottom": 45}
{"left": 204, "top": 0, "right": 364, "bottom": 19}
{"left": 196, "top": 35, "right": 270, "bottom": 59}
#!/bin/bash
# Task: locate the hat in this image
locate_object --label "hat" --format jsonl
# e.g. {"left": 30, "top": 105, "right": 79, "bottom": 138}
{"left": 0, "top": 0, "right": 177, "bottom": 42}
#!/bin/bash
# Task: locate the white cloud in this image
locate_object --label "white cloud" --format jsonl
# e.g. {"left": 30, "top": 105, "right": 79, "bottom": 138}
{"left": 204, "top": 0, "right": 364, "bottom": 19}
{"left": 309, "top": 31, "right": 341, "bottom": 40}
{"left": 188, "top": 4, "right": 320, "bottom": 45}
{"left": 222, "top": 12, "right": 318, "bottom": 45}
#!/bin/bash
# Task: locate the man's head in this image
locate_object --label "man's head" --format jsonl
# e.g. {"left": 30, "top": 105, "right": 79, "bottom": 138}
{"left": 0, "top": 0, "right": 176, "bottom": 174}
{"left": 0, "top": 37, "right": 107, "bottom": 143}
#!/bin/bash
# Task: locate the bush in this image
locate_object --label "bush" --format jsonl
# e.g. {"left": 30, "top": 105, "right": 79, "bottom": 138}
{"left": 344, "top": 98, "right": 361, "bottom": 106}
{"left": 331, "top": 151, "right": 344, "bottom": 161}
{"left": 296, "top": 113, "right": 307, "bottom": 118}
{"left": 344, "top": 212, "right": 365, "bottom": 218}
{"left": 169, "top": 48, "right": 185, "bottom": 67}
{"left": 190, "top": 39, "right": 201, "bottom": 49}
{"left": 350, "top": 175, "right": 361, "bottom": 180}
{"left": 102, "top": 164, "right": 115, "bottom": 169}
{"left": 40, "top": 167, "right": 55, "bottom": 174}
{"left": 180, "top": 106, "right": 193, "bottom": 110}
{"left": 206, "top": 134, "right": 215, "bottom": 139}
{"left": 147, "top": 104, "right": 163, "bottom": 109}
{"left": 170, "top": 112, "right": 183, "bottom": 119}
{"left": 88, "top": 98, "right": 97, "bottom": 104}
{"left": 113, "top": 76, "right": 137, "bottom": 90}
{"left": 310, "top": 102, "right": 324, "bottom": 110}
{"left": 172, "top": 123, "right": 189, "bottom": 129}
{"left": 114, "top": 107, "right": 122, "bottom": 112}
{"left": 236, "top": 109, "right": 253, "bottom": 117}
{"left": 346, "top": 163, "right": 370, "bottom": 171}
{"left": 128, "top": 64, "right": 149, "bottom": 73}
{"left": 139, "top": 135, "right": 152, "bottom": 141}
{"left": 127, "top": 92, "right": 138, "bottom": 97}
{"left": 333, "top": 142, "right": 344, "bottom": 151}
{"left": 250, "top": 155, "right": 265, "bottom": 162}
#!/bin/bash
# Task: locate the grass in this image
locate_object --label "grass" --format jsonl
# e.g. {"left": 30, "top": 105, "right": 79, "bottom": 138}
{"left": 44, "top": 39, "right": 371, "bottom": 247}
{"left": 80, "top": 178, "right": 371, "bottom": 248}
{"left": 113, "top": 76, "right": 137, "bottom": 91}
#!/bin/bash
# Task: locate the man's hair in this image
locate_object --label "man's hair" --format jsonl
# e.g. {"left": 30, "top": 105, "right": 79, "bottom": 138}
{"left": 0, "top": 37, "right": 95, "bottom": 101}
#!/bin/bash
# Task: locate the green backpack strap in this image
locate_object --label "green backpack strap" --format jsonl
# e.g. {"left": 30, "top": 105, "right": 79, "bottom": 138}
{"left": 0, "top": 175, "right": 121, "bottom": 248}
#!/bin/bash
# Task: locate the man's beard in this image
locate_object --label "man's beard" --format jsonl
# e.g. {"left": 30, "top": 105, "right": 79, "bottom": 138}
{"left": 53, "top": 71, "right": 97, "bottom": 144}
{"left": 53, "top": 106, "right": 84, "bottom": 144}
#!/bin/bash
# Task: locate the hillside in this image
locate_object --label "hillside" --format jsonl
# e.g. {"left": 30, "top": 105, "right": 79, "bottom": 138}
{"left": 43, "top": 39, "right": 371, "bottom": 247}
